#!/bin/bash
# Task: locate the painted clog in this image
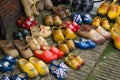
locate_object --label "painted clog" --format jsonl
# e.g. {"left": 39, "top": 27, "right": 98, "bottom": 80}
{"left": 29, "top": 57, "right": 49, "bottom": 76}
{"left": 18, "top": 58, "right": 38, "bottom": 78}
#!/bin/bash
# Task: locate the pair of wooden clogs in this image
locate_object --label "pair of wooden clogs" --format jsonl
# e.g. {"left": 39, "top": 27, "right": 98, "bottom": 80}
{"left": 21, "top": 0, "right": 53, "bottom": 17}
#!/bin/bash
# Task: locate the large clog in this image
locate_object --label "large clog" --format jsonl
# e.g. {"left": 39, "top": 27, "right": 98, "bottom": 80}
{"left": 18, "top": 58, "right": 38, "bottom": 78}
{"left": 29, "top": 57, "right": 49, "bottom": 76}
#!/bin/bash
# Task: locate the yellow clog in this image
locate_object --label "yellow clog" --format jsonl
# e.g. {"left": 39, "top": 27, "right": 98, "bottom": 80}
{"left": 97, "top": 0, "right": 116, "bottom": 16}
{"left": 107, "top": 0, "right": 120, "bottom": 19}
{"left": 18, "top": 58, "right": 38, "bottom": 78}
{"left": 101, "top": 18, "right": 111, "bottom": 30}
{"left": 58, "top": 41, "right": 69, "bottom": 55}
{"left": 110, "top": 23, "right": 120, "bottom": 39}
{"left": 65, "top": 56, "right": 80, "bottom": 70}
{"left": 64, "top": 37, "right": 75, "bottom": 51}
{"left": 92, "top": 16, "right": 101, "bottom": 27}
{"left": 114, "top": 36, "right": 120, "bottom": 50}
{"left": 52, "top": 27, "right": 65, "bottom": 42}
{"left": 29, "top": 57, "right": 49, "bottom": 76}
{"left": 53, "top": 15, "right": 62, "bottom": 26}
{"left": 59, "top": 26, "right": 76, "bottom": 40}
{"left": 68, "top": 54, "right": 84, "bottom": 66}
{"left": 115, "top": 16, "right": 120, "bottom": 26}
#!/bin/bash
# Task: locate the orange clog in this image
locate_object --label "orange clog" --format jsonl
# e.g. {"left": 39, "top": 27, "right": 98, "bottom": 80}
{"left": 107, "top": 0, "right": 120, "bottom": 19}
{"left": 101, "top": 18, "right": 111, "bottom": 30}
{"left": 97, "top": 0, "right": 116, "bottom": 16}
{"left": 92, "top": 16, "right": 101, "bottom": 27}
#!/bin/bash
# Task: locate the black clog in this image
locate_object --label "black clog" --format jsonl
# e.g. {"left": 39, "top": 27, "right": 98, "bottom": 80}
{"left": 72, "top": 0, "right": 83, "bottom": 11}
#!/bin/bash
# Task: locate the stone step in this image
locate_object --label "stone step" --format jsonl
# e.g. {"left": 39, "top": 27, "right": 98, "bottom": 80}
{"left": 96, "top": 75, "right": 113, "bottom": 80}
{"left": 104, "top": 61, "right": 120, "bottom": 67}
{"left": 98, "top": 70, "right": 120, "bottom": 79}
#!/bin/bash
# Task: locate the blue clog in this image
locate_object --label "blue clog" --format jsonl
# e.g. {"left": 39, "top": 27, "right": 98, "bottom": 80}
{"left": 0, "top": 74, "right": 10, "bottom": 80}
{"left": 79, "top": 41, "right": 89, "bottom": 50}
{"left": 86, "top": 39, "right": 96, "bottom": 48}
{"left": 11, "top": 72, "right": 28, "bottom": 80}
{"left": 49, "top": 65, "right": 67, "bottom": 80}
{"left": 74, "top": 39, "right": 89, "bottom": 50}
{"left": 0, "top": 60, "right": 14, "bottom": 72}
{"left": 3, "top": 55, "right": 18, "bottom": 65}
{"left": 74, "top": 38, "right": 96, "bottom": 50}
{"left": 81, "top": 13, "right": 92, "bottom": 24}
{"left": 51, "top": 60, "right": 69, "bottom": 72}
{"left": 72, "top": 13, "right": 83, "bottom": 24}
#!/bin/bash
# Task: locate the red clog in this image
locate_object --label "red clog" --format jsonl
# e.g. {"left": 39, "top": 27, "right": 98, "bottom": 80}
{"left": 34, "top": 49, "right": 58, "bottom": 63}
{"left": 49, "top": 46, "right": 64, "bottom": 58}
{"left": 65, "top": 20, "right": 80, "bottom": 30}
{"left": 17, "top": 16, "right": 38, "bottom": 29}
{"left": 62, "top": 21, "right": 76, "bottom": 32}
{"left": 41, "top": 46, "right": 64, "bottom": 58}
{"left": 62, "top": 20, "right": 81, "bottom": 32}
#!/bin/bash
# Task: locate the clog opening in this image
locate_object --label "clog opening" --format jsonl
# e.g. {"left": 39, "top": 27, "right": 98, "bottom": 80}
{"left": 18, "top": 73, "right": 26, "bottom": 78}
{"left": 20, "top": 59, "right": 28, "bottom": 65}
{"left": 53, "top": 61, "right": 60, "bottom": 65}
{"left": 30, "top": 58, "right": 38, "bottom": 63}
{"left": 50, "top": 66, "right": 57, "bottom": 70}
{"left": 42, "top": 46, "right": 50, "bottom": 50}
{"left": 35, "top": 50, "right": 44, "bottom": 54}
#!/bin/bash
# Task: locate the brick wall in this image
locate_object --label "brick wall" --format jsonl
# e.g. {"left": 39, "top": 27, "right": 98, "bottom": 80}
{"left": 0, "top": 0, "right": 24, "bottom": 37}
{"left": 0, "top": 0, "right": 25, "bottom": 28}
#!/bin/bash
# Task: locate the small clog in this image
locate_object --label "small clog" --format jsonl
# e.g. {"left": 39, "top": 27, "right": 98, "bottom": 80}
{"left": 60, "top": 26, "right": 76, "bottom": 40}
{"left": 0, "top": 74, "right": 10, "bottom": 80}
{"left": 29, "top": 57, "right": 49, "bottom": 76}
{"left": 92, "top": 16, "right": 101, "bottom": 27}
{"left": 68, "top": 53, "right": 85, "bottom": 66}
{"left": 62, "top": 21, "right": 77, "bottom": 32}
{"left": 64, "top": 20, "right": 80, "bottom": 31}
{"left": 14, "top": 40, "right": 33, "bottom": 59}
{"left": 18, "top": 58, "right": 38, "bottom": 78}
{"left": 3, "top": 55, "right": 18, "bottom": 65}
{"left": 26, "top": 36, "right": 40, "bottom": 50}
{"left": 64, "top": 37, "right": 75, "bottom": 51}
{"left": 74, "top": 39, "right": 89, "bottom": 50}
{"left": 81, "top": 13, "right": 92, "bottom": 24}
{"left": 101, "top": 18, "right": 110, "bottom": 30}
{"left": 0, "top": 60, "right": 14, "bottom": 73}
{"left": 0, "top": 40, "right": 19, "bottom": 58}
{"left": 85, "top": 39, "right": 96, "bottom": 48}
{"left": 52, "top": 27, "right": 65, "bottom": 42}
{"left": 44, "top": 14, "right": 53, "bottom": 26}
{"left": 19, "top": 28, "right": 30, "bottom": 38}
{"left": 11, "top": 72, "right": 28, "bottom": 80}
{"left": 34, "top": 49, "right": 58, "bottom": 63}
{"left": 49, "top": 46, "right": 64, "bottom": 58}
{"left": 65, "top": 56, "right": 80, "bottom": 70}
{"left": 32, "top": 34, "right": 48, "bottom": 46}
{"left": 58, "top": 41, "right": 69, "bottom": 55}
{"left": 53, "top": 15, "right": 62, "bottom": 26}
{"left": 72, "top": 13, "right": 83, "bottom": 24}
{"left": 17, "top": 16, "right": 38, "bottom": 29}
{"left": 51, "top": 60, "right": 69, "bottom": 72}
{"left": 13, "top": 31, "right": 24, "bottom": 40}
{"left": 49, "top": 65, "right": 67, "bottom": 80}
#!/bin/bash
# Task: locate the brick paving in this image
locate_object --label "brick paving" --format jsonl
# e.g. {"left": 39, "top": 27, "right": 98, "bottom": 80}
{"left": 88, "top": 49, "right": 120, "bottom": 80}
